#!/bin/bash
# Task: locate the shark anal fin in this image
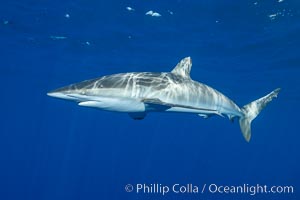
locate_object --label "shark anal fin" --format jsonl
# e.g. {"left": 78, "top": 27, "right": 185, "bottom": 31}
{"left": 228, "top": 115, "right": 235, "bottom": 123}
{"left": 128, "top": 112, "right": 146, "bottom": 120}
{"left": 198, "top": 114, "right": 209, "bottom": 119}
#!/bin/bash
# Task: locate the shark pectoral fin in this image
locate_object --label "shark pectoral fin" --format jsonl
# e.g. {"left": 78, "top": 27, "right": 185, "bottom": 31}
{"left": 128, "top": 112, "right": 147, "bottom": 120}
{"left": 78, "top": 101, "right": 100, "bottom": 107}
{"left": 79, "top": 98, "right": 145, "bottom": 112}
{"left": 142, "top": 98, "right": 172, "bottom": 111}
{"left": 142, "top": 98, "right": 218, "bottom": 114}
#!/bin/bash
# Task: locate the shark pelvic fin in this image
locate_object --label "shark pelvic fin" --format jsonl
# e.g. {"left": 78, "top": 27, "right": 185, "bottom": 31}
{"left": 128, "top": 112, "right": 147, "bottom": 120}
{"left": 171, "top": 57, "right": 192, "bottom": 78}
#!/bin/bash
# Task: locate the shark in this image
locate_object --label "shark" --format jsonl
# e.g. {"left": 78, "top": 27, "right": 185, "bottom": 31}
{"left": 47, "top": 57, "right": 280, "bottom": 142}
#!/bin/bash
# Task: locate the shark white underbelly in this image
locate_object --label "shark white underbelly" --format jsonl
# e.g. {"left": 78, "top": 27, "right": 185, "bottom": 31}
{"left": 48, "top": 57, "right": 280, "bottom": 142}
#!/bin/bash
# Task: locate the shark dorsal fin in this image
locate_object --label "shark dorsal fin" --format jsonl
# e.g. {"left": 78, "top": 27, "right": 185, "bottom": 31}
{"left": 171, "top": 57, "right": 192, "bottom": 78}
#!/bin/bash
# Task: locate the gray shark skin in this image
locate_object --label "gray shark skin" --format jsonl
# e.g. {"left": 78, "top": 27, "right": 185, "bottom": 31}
{"left": 48, "top": 57, "right": 280, "bottom": 142}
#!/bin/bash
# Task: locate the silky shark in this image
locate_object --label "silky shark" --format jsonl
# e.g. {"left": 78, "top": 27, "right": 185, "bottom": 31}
{"left": 48, "top": 57, "right": 280, "bottom": 142}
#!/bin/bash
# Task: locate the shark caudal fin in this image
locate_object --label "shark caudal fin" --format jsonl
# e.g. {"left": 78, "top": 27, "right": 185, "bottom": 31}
{"left": 239, "top": 88, "right": 280, "bottom": 142}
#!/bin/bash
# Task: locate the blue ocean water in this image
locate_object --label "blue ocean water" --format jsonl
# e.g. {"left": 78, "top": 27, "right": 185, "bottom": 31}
{"left": 0, "top": 0, "right": 299, "bottom": 199}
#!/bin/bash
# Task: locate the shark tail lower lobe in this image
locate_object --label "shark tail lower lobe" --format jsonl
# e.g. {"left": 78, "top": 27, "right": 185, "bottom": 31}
{"left": 239, "top": 88, "right": 280, "bottom": 142}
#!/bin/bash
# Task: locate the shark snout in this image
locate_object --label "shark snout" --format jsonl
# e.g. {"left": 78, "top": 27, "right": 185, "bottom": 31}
{"left": 47, "top": 86, "right": 78, "bottom": 100}
{"left": 47, "top": 91, "right": 66, "bottom": 98}
{"left": 47, "top": 91, "right": 84, "bottom": 101}
{"left": 47, "top": 85, "right": 91, "bottom": 102}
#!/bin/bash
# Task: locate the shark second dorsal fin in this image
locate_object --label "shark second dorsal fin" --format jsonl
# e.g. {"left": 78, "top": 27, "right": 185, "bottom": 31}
{"left": 171, "top": 57, "right": 192, "bottom": 78}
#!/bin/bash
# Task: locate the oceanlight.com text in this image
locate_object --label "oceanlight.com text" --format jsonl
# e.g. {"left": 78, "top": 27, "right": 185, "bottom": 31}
{"left": 124, "top": 183, "right": 294, "bottom": 196}
{"left": 207, "top": 183, "right": 294, "bottom": 195}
